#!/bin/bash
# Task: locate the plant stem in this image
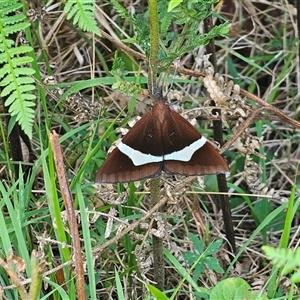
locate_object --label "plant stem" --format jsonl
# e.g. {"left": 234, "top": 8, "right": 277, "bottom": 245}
{"left": 150, "top": 177, "right": 164, "bottom": 290}
{"left": 148, "top": 0, "right": 159, "bottom": 96}
{"left": 204, "top": 14, "right": 236, "bottom": 254}
{"left": 148, "top": 0, "right": 164, "bottom": 290}
{"left": 29, "top": 250, "right": 44, "bottom": 300}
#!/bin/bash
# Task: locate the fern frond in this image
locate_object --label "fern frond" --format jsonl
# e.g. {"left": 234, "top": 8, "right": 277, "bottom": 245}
{"left": 64, "top": 0, "right": 100, "bottom": 35}
{"left": 262, "top": 246, "right": 300, "bottom": 283}
{"left": 110, "top": 0, "right": 133, "bottom": 22}
{"left": 263, "top": 246, "right": 295, "bottom": 268}
{"left": 0, "top": 1, "right": 36, "bottom": 139}
{"left": 0, "top": 2, "right": 23, "bottom": 15}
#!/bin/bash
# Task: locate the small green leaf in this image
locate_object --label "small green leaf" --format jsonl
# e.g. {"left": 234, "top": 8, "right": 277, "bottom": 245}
{"left": 167, "top": 0, "right": 183, "bottom": 12}
{"left": 205, "top": 257, "right": 224, "bottom": 273}
{"left": 193, "top": 261, "right": 205, "bottom": 281}
{"left": 189, "top": 233, "right": 204, "bottom": 253}
{"left": 206, "top": 240, "right": 223, "bottom": 255}
{"left": 183, "top": 252, "right": 199, "bottom": 264}
{"left": 147, "top": 284, "right": 170, "bottom": 299}
{"left": 210, "top": 278, "right": 251, "bottom": 300}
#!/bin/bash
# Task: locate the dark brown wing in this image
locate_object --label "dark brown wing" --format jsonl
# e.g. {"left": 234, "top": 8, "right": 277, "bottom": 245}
{"left": 163, "top": 109, "right": 229, "bottom": 175}
{"left": 95, "top": 147, "right": 162, "bottom": 183}
{"left": 95, "top": 108, "right": 163, "bottom": 183}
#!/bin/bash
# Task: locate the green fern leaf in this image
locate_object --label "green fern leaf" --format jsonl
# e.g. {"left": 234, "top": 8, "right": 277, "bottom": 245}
{"left": 0, "top": 46, "right": 33, "bottom": 64}
{"left": 6, "top": 45, "right": 33, "bottom": 56}
{"left": 262, "top": 246, "right": 294, "bottom": 268}
{"left": 1, "top": 3, "right": 23, "bottom": 16}
{"left": 68, "top": 4, "right": 80, "bottom": 19}
{"left": 9, "top": 99, "right": 35, "bottom": 135}
{"left": 262, "top": 245, "right": 300, "bottom": 279}
{"left": 3, "top": 22, "right": 30, "bottom": 35}
{"left": 0, "top": 69, "right": 35, "bottom": 86}
{"left": 5, "top": 84, "right": 36, "bottom": 106}
{"left": 0, "top": 1, "right": 36, "bottom": 139}
{"left": 64, "top": 0, "right": 100, "bottom": 35}
{"left": 1, "top": 78, "right": 35, "bottom": 96}
{"left": 2, "top": 14, "right": 25, "bottom": 25}
{"left": 282, "top": 248, "right": 300, "bottom": 275}
{"left": 0, "top": 39, "right": 14, "bottom": 50}
{"left": 110, "top": 0, "right": 132, "bottom": 21}
{"left": 160, "top": 12, "right": 173, "bottom": 35}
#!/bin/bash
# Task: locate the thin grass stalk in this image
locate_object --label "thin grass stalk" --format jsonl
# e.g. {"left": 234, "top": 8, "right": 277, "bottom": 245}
{"left": 77, "top": 185, "right": 97, "bottom": 300}
{"left": 267, "top": 182, "right": 298, "bottom": 298}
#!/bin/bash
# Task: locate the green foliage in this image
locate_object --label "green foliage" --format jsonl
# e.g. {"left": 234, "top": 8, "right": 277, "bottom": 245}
{"left": 157, "top": 7, "right": 230, "bottom": 67}
{"left": 110, "top": 0, "right": 133, "bottom": 21}
{"left": 183, "top": 234, "right": 224, "bottom": 282}
{"left": 106, "top": 0, "right": 231, "bottom": 100}
{"left": 167, "top": 0, "right": 184, "bottom": 12}
{"left": 147, "top": 283, "right": 170, "bottom": 299}
{"left": 115, "top": 269, "right": 126, "bottom": 300}
{"left": 0, "top": 0, "right": 36, "bottom": 139}
{"left": 77, "top": 185, "right": 97, "bottom": 299}
{"left": 263, "top": 245, "right": 300, "bottom": 283}
{"left": 111, "top": 52, "right": 143, "bottom": 97}
{"left": 110, "top": 0, "right": 230, "bottom": 72}
{"left": 64, "top": 0, "right": 100, "bottom": 35}
{"left": 210, "top": 278, "right": 268, "bottom": 300}
{"left": 163, "top": 247, "right": 210, "bottom": 298}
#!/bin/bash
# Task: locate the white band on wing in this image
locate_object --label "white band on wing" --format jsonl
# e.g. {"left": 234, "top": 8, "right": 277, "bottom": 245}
{"left": 164, "top": 136, "right": 207, "bottom": 161}
{"left": 118, "top": 142, "right": 163, "bottom": 166}
{"left": 118, "top": 135, "right": 207, "bottom": 167}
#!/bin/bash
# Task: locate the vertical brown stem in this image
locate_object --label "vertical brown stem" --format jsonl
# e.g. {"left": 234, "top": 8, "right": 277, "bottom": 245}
{"left": 147, "top": 0, "right": 165, "bottom": 289}
{"left": 150, "top": 177, "right": 164, "bottom": 290}
{"left": 50, "top": 131, "right": 86, "bottom": 300}
{"left": 204, "top": 13, "right": 236, "bottom": 254}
